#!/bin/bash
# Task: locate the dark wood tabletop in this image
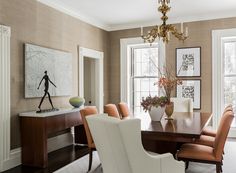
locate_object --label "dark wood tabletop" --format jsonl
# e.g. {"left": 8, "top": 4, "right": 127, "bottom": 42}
{"left": 136, "top": 112, "right": 212, "bottom": 143}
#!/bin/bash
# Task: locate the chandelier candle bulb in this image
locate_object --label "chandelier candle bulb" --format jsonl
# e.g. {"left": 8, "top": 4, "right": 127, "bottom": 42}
{"left": 167, "top": 32, "right": 170, "bottom": 40}
{"left": 185, "top": 27, "right": 189, "bottom": 37}
{"left": 141, "top": 27, "right": 143, "bottom": 36}
{"left": 181, "top": 23, "right": 183, "bottom": 33}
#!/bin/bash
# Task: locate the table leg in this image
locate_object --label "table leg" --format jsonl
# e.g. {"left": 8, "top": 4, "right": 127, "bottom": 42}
{"left": 21, "top": 117, "right": 48, "bottom": 168}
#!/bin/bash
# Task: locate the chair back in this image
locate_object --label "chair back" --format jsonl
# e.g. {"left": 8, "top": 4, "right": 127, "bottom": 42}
{"left": 118, "top": 102, "right": 131, "bottom": 118}
{"left": 170, "top": 98, "right": 193, "bottom": 112}
{"left": 224, "top": 105, "right": 233, "bottom": 113}
{"left": 214, "top": 110, "right": 234, "bottom": 160}
{"left": 86, "top": 114, "right": 132, "bottom": 173}
{"left": 104, "top": 104, "right": 120, "bottom": 119}
{"left": 80, "top": 106, "right": 98, "bottom": 148}
{"left": 86, "top": 115, "right": 185, "bottom": 173}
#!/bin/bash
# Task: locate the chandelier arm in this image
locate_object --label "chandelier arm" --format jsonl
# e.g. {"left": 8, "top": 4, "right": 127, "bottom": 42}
{"left": 170, "top": 27, "right": 188, "bottom": 41}
{"left": 141, "top": 26, "right": 159, "bottom": 43}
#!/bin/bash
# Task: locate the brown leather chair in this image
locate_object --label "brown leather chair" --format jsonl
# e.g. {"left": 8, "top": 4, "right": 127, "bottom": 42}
{"left": 118, "top": 102, "right": 131, "bottom": 119}
{"left": 177, "top": 110, "right": 234, "bottom": 173}
{"left": 104, "top": 104, "right": 120, "bottom": 119}
{"left": 80, "top": 106, "right": 98, "bottom": 171}
{"left": 202, "top": 105, "right": 233, "bottom": 138}
{"left": 195, "top": 105, "right": 233, "bottom": 147}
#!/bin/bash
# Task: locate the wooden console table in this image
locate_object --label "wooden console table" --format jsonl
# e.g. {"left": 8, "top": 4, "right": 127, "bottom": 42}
{"left": 19, "top": 108, "right": 84, "bottom": 168}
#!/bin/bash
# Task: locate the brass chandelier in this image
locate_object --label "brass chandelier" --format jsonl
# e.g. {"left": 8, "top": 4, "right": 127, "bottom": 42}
{"left": 141, "top": 0, "right": 188, "bottom": 43}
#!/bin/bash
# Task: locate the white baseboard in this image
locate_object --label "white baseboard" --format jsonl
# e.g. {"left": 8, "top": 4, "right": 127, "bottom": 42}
{"left": 2, "top": 148, "right": 21, "bottom": 172}
{"left": 2, "top": 133, "right": 74, "bottom": 172}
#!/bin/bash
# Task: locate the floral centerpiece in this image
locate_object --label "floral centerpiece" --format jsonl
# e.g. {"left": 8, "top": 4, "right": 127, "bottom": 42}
{"left": 141, "top": 96, "right": 168, "bottom": 112}
{"left": 155, "top": 67, "right": 182, "bottom": 103}
{"left": 155, "top": 67, "right": 182, "bottom": 119}
{"left": 141, "top": 96, "right": 168, "bottom": 121}
{"left": 140, "top": 66, "right": 182, "bottom": 121}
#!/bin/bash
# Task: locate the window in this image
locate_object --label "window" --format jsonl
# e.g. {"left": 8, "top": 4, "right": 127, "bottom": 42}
{"left": 120, "top": 37, "right": 165, "bottom": 116}
{"left": 131, "top": 44, "right": 160, "bottom": 114}
{"left": 224, "top": 40, "right": 236, "bottom": 105}
{"left": 223, "top": 39, "right": 236, "bottom": 127}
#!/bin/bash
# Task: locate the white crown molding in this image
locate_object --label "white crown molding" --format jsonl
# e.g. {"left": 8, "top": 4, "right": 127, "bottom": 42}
{"left": 37, "top": 0, "right": 236, "bottom": 32}
{"left": 37, "top": 0, "right": 111, "bottom": 31}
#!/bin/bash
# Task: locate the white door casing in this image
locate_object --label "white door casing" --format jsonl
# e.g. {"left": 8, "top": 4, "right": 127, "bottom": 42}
{"left": 78, "top": 47, "right": 104, "bottom": 113}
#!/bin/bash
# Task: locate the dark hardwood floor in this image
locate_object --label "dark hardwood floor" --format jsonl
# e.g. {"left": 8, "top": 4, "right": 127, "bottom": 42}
{"left": 3, "top": 145, "right": 89, "bottom": 173}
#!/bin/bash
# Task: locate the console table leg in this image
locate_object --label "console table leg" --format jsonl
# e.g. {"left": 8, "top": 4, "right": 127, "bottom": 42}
{"left": 21, "top": 117, "right": 48, "bottom": 168}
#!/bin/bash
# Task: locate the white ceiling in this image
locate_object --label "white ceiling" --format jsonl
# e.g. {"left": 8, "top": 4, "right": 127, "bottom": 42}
{"left": 38, "top": 0, "right": 236, "bottom": 31}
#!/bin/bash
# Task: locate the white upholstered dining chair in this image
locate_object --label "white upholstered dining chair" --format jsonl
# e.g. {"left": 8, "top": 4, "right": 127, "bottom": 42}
{"left": 171, "top": 97, "right": 193, "bottom": 112}
{"left": 86, "top": 114, "right": 185, "bottom": 173}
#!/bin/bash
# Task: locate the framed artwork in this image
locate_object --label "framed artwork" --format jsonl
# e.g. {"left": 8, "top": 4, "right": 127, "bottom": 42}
{"left": 176, "top": 47, "right": 201, "bottom": 77}
{"left": 176, "top": 80, "right": 201, "bottom": 109}
{"left": 25, "top": 43, "right": 72, "bottom": 98}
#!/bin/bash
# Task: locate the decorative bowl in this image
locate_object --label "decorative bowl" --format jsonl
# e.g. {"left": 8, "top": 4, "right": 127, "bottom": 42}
{"left": 69, "top": 97, "right": 85, "bottom": 108}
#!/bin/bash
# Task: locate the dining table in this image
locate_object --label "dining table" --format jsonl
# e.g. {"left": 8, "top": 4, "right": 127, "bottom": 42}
{"left": 136, "top": 112, "right": 213, "bottom": 155}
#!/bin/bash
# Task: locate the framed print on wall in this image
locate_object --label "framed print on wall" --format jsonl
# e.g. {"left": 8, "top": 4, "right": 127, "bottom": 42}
{"left": 25, "top": 43, "right": 73, "bottom": 98}
{"left": 176, "top": 47, "right": 201, "bottom": 77}
{"left": 176, "top": 79, "right": 201, "bottom": 109}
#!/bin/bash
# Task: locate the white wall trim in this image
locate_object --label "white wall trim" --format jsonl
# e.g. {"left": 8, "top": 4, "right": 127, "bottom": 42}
{"left": 120, "top": 37, "right": 165, "bottom": 109}
{"left": 212, "top": 28, "right": 236, "bottom": 132}
{"left": 2, "top": 148, "right": 21, "bottom": 171}
{"left": 0, "top": 25, "right": 11, "bottom": 172}
{"left": 78, "top": 47, "right": 104, "bottom": 113}
{"left": 37, "top": 0, "right": 236, "bottom": 31}
{"left": 37, "top": 0, "right": 110, "bottom": 31}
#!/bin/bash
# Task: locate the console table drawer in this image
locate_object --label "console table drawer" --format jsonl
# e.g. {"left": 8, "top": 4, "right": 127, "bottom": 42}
{"left": 46, "top": 115, "right": 66, "bottom": 134}
{"left": 65, "top": 112, "right": 82, "bottom": 128}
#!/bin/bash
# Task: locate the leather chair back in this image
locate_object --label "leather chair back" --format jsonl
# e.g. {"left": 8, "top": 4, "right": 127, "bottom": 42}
{"left": 214, "top": 110, "right": 234, "bottom": 160}
{"left": 118, "top": 102, "right": 130, "bottom": 118}
{"left": 80, "top": 106, "right": 98, "bottom": 148}
{"left": 104, "top": 104, "right": 120, "bottom": 119}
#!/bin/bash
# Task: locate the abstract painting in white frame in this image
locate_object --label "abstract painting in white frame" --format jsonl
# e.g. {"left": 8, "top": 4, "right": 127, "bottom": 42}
{"left": 25, "top": 43, "right": 72, "bottom": 98}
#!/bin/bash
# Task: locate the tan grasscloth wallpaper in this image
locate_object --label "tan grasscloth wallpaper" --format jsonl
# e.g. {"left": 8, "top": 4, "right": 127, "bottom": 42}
{"left": 1, "top": 0, "right": 236, "bottom": 149}
{"left": 0, "top": 0, "right": 110, "bottom": 149}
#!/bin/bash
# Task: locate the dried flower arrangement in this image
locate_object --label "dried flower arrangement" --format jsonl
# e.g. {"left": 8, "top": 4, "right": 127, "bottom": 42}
{"left": 141, "top": 96, "right": 168, "bottom": 112}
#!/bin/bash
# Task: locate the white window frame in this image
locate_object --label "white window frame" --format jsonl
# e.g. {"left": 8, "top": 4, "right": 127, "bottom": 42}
{"left": 120, "top": 37, "right": 165, "bottom": 111}
{"left": 212, "top": 28, "right": 236, "bottom": 137}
